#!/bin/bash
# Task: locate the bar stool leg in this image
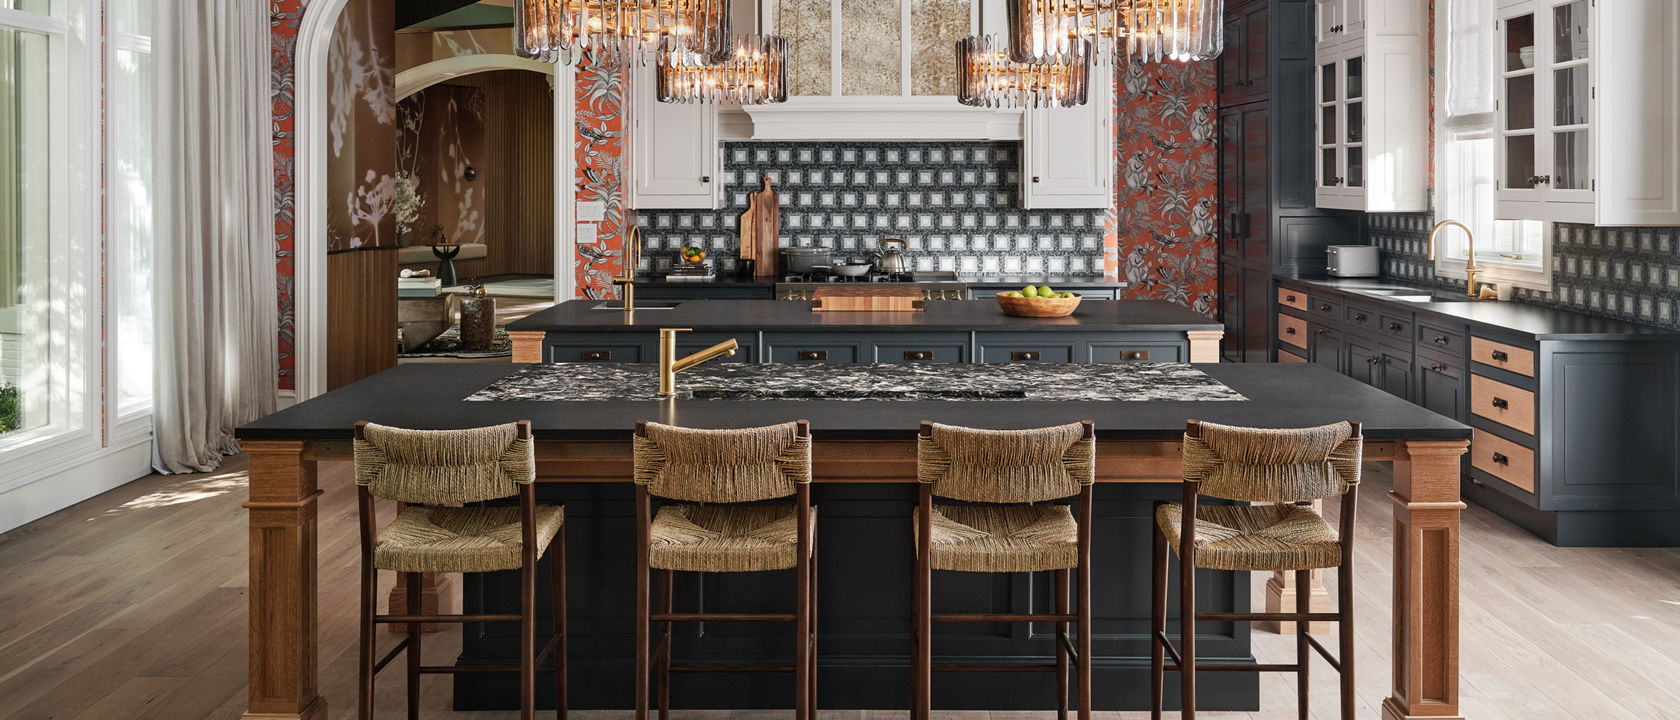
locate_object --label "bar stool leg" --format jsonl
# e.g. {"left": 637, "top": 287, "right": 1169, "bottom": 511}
{"left": 914, "top": 491, "right": 933, "bottom": 720}
{"left": 1180, "top": 555, "right": 1196, "bottom": 719}
{"left": 523, "top": 555, "right": 537, "bottom": 720}
{"left": 1149, "top": 522, "right": 1166, "bottom": 720}
{"left": 406, "top": 572, "right": 422, "bottom": 720}
{"left": 809, "top": 546, "right": 819, "bottom": 720}
{"left": 796, "top": 544, "right": 811, "bottom": 720}
{"left": 359, "top": 564, "right": 377, "bottom": 720}
{"left": 658, "top": 569, "right": 672, "bottom": 720}
{"left": 552, "top": 531, "right": 568, "bottom": 720}
{"left": 1076, "top": 493, "right": 1092, "bottom": 720}
{"left": 635, "top": 492, "right": 651, "bottom": 720}
{"left": 1055, "top": 569, "right": 1070, "bottom": 720}
{"left": 1296, "top": 569, "right": 1310, "bottom": 720}
{"left": 1338, "top": 563, "right": 1355, "bottom": 720}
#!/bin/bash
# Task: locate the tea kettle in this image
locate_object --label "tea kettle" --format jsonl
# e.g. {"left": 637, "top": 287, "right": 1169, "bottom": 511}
{"left": 874, "top": 238, "right": 910, "bottom": 274}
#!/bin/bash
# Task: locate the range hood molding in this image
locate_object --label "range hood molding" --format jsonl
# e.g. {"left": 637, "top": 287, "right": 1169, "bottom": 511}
{"left": 743, "top": 98, "right": 1025, "bottom": 142}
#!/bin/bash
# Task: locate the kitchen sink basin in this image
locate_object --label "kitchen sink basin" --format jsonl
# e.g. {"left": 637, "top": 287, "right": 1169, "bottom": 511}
{"left": 590, "top": 301, "right": 681, "bottom": 310}
{"left": 1336, "top": 285, "right": 1478, "bottom": 303}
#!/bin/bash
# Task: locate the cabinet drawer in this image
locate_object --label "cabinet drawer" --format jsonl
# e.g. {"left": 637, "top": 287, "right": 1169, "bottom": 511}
{"left": 1278, "top": 312, "right": 1308, "bottom": 349}
{"left": 1310, "top": 294, "right": 1342, "bottom": 323}
{"left": 1088, "top": 342, "right": 1186, "bottom": 363}
{"left": 1277, "top": 286, "right": 1309, "bottom": 312}
{"left": 1378, "top": 312, "right": 1413, "bottom": 344}
{"left": 764, "top": 333, "right": 864, "bottom": 363}
{"left": 1417, "top": 321, "right": 1466, "bottom": 356}
{"left": 977, "top": 344, "right": 1076, "bottom": 363}
{"left": 1345, "top": 303, "right": 1380, "bottom": 333}
{"left": 1471, "top": 432, "right": 1536, "bottom": 494}
{"left": 871, "top": 341, "right": 968, "bottom": 364}
{"left": 1470, "top": 337, "right": 1537, "bottom": 378}
{"left": 547, "top": 343, "right": 643, "bottom": 363}
{"left": 1471, "top": 374, "right": 1537, "bottom": 436}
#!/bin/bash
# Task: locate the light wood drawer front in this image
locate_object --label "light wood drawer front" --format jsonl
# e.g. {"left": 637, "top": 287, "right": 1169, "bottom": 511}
{"left": 1470, "top": 337, "right": 1536, "bottom": 377}
{"left": 1471, "top": 374, "right": 1536, "bottom": 436}
{"left": 1278, "top": 287, "right": 1309, "bottom": 312}
{"left": 1279, "top": 349, "right": 1307, "bottom": 363}
{"left": 1471, "top": 432, "right": 1535, "bottom": 494}
{"left": 1278, "top": 313, "right": 1308, "bottom": 349}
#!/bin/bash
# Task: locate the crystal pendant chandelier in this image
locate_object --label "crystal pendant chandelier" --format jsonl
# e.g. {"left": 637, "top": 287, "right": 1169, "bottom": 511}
{"left": 1006, "top": 0, "right": 1225, "bottom": 64}
{"left": 956, "top": 35, "right": 1092, "bottom": 109}
{"left": 513, "top": 0, "right": 733, "bottom": 67}
{"left": 657, "top": 35, "right": 789, "bottom": 104}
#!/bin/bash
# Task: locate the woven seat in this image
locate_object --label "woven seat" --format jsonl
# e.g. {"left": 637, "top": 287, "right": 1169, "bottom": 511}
{"left": 374, "top": 505, "right": 566, "bottom": 574}
{"left": 917, "top": 504, "right": 1078, "bottom": 572}
{"left": 1155, "top": 503, "right": 1340, "bottom": 572}
{"left": 649, "top": 503, "right": 815, "bottom": 572}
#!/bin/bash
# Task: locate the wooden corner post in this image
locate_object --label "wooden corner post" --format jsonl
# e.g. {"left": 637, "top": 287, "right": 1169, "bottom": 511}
{"left": 1383, "top": 439, "right": 1469, "bottom": 720}
{"left": 242, "top": 440, "right": 329, "bottom": 720}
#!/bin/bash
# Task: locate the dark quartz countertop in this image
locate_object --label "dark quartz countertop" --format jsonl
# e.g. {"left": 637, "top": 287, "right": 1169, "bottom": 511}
{"left": 1284, "top": 277, "right": 1680, "bottom": 340}
{"left": 236, "top": 362, "right": 1469, "bottom": 442}
{"left": 629, "top": 274, "right": 1126, "bottom": 290}
{"left": 507, "top": 299, "right": 1219, "bottom": 333}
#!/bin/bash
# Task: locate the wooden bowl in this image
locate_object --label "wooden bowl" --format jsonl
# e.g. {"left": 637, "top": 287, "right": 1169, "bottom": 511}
{"left": 996, "top": 292, "right": 1083, "bottom": 318}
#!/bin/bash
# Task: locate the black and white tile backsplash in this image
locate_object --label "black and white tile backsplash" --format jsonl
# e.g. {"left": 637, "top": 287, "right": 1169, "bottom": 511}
{"left": 634, "top": 141, "right": 1108, "bottom": 277}
{"left": 1368, "top": 210, "right": 1680, "bottom": 330}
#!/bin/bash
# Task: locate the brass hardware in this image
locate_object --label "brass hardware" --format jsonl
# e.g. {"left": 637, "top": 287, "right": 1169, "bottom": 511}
{"left": 1388, "top": 321, "right": 1403, "bottom": 331}
{"left": 903, "top": 351, "right": 932, "bottom": 361}
{"left": 1491, "top": 452, "right": 1509, "bottom": 465}
{"left": 1285, "top": 327, "right": 1298, "bottom": 335}
{"left": 1430, "top": 363, "right": 1446, "bottom": 372}
{"left": 1491, "top": 397, "right": 1509, "bottom": 409}
{"left": 1011, "top": 351, "right": 1041, "bottom": 362}
{"left": 1434, "top": 334, "right": 1449, "bottom": 345}
{"left": 612, "top": 225, "right": 644, "bottom": 311}
{"left": 1121, "top": 350, "right": 1151, "bottom": 361}
{"left": 701, "top": 176, "right": 711, "bottom": 183}
{"left": 1354, "top": 313, "right": 1367, "bottom": 322}
{"left": 1320, "top": 303, "right": 1332, "bottom": 312}
{"left": 1316, "top": 328, "right": 1330, "bottom": 335}
{"left": 797, "top": 350, "right": 828, "bottom": 361}
{"left": 1032, "top": 176, "right": 1041, "bottom": 183}
{"left": 1286, "top": 294, "right": 1296, "bottom": 302}
{"left": 580, "top": 350, "right": 613, "bottom": 362}
{"left": 1366, "top": 356, "right": 1381, "bottom": 365}
{"left": 1428, "top": 220, "right": 1482, "bottom": 298}
{"left": 1491, "top": 349, "right": 1509, "bottom": 361}
{"left": 658, "top": 329, "right": 738, "bottom": 397}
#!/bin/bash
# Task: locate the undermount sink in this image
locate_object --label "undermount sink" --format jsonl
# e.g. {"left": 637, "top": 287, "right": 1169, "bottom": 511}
{"left": 1339, "top": 285, "right": 1477, "bottom": 303}
{"left": 590, "top": 301, "right": 681, "bottom": 310}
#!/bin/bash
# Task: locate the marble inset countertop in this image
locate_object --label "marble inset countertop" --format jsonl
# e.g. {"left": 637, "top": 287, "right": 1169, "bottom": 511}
{"left": 467, "top": 363, "right": 1248, "bottom": 403}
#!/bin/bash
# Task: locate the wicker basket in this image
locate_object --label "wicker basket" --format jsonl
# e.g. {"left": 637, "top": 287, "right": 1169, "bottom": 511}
{"left": 996, "top": 293, "right": 1083, "bottom": 318}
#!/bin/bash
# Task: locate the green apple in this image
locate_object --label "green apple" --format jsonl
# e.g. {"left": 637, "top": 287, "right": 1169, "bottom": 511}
{"left": 1008, "top": 291, "right": 1023, "bottom": 298}
{"left": 1037, "top": 285, "right": 1055, "bottom": 297}
{"left": 1020, "top": 285, "right": 1038, "bottom": 298}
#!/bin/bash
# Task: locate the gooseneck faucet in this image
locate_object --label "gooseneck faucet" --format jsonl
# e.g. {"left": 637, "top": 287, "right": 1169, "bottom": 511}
{"left": 1427, "top": 220, "right": 1481, "bottom": 298}
{"left": 658, "top": 328, "right": 738, "bottom": 397}
{"left": 613, "top": 225, "right": 643, "bottom": 312}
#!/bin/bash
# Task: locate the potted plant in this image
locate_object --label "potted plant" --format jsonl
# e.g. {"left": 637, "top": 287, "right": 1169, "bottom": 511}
{"left": 394, "top": 171, "right": 424, "bottom": 248}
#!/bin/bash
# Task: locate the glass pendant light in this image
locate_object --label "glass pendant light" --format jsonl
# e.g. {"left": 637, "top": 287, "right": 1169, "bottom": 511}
{"left": 657, "top": 35, "right": 789, "bottom": 105}
{"left": 514, "top": 0, "right": 734, "bottom": 67}
{"left": 956, "top": 34, "right": 1092, "bottom": 109}
{"left": 1006, "top": 0, "right": 1225, "bottom": 64}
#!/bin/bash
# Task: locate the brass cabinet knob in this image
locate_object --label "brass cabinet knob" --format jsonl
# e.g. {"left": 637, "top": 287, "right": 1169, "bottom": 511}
{"left": 1388, "top": 321, "right": 1403, "bottom": 331}
{"left": 1011, "top": 351, "right": 1041, "bottom": 362}
{"left": 797, "top": 350, "right": 828, "bottom": 361}
{"left": 903, "top": 351, "right": 932, "bottom": 361}
{"left": 580, "top": 350, "right": 612, "bottom": 362}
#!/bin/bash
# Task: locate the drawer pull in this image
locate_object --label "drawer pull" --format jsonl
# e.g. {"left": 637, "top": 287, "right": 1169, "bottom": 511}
{"left": 1366, "top": 356, "right": 1382, "bottom": 365}
{"left": 1319, "top": 303, "right": 1332, "bottom": 312}
{"left": 1354, "top": 313, "right": 1368, "bottom": 322}
{"left": 1285, "top": 327, "right": 1298, "bottom": 335}
{"left": 1121, "top": 350, "right": 1151, "bottom": 361}
{"left": 903, "top": 350, "right": 933, "bottom": 361}
{"left": 1286, "top": 294, "right": 1297, "bottom": 302}
{"left": 1491, "top": 452, "right": 1510, "bottom": 465}
{"left": 1434, "top": 334, "right": 1450, "bottom": 345}
{"left": 1491, "top": 397, "right": 1509, "bottom": 409}
{"left": 1430, "top": 363, "right": 1446, "bottom": 372}
{"left": 1315, "top": 328, "right": 1330, "bottom": 335}
{"left": 1012, "top": 351, "right": 1042, "bottom": 362}
{"left": 798, "top": 350, "right": 829, "bottom": 361}
{"left": 1388, "top": 321, "right": 1404, "bottom": 331}
{"left": 580, "top": 350, "right": 612, "bottom": 361}
{"left": 1491, "top": 350, "right": 1509, "bottom": 361}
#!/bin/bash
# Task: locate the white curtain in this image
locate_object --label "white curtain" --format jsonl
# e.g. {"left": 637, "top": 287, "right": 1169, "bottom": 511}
{"left": 151, "top": 0, "right": 278, "bottom": 473}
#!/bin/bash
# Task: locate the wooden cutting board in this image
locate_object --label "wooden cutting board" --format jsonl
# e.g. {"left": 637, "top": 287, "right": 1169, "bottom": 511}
{"left": 739, "top": 178, "right": 779, "bottom": 279}
{"left": 810, "top": 286, "right": 926, "bottom": 312}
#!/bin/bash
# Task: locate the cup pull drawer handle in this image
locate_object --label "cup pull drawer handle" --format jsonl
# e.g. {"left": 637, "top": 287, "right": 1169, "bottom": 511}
{"left": 1012, "top": 351, "right": 1041, "bottom": 362}
{"left": 1434, "top": 335, "right": 1449, "bottom": 345}
{"left": 1286, "top": 294, "right": 1297, "bottom": 302}
{"left": 1320, "top": 304, "right": 1333, "bottom": 312}
{"left": 1316, "top": 328, "right": 1330, "bottom": 335}
{"left": 1491, "top": 350, "right": 1510, "bottom": 361}
{"left": 903, "top": 351, "right": 933, "bottom": 361}
{"left": 1285, "top": 327, "right": 1298, "bottom": 335}
{"left": 1491, "top": 452, "right": 1510, "bottom": 465}
{"left": 580, "top": 350, "right": 612, "bottom": 361}
{"left": 1354, "top": 313, "right": 1368, "bottom": 322}
{"left": 1491, "top": 397, "right": 1509, "bottom": 409}
{"left": 798, "top": 350, "right": 829, "bottom": 361}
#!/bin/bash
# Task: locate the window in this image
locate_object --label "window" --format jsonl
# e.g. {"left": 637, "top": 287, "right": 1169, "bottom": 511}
{"left": 110, "top": 2, "right": 153, "bottom": 415}
{"left": 1435, "top": 0, "right": 1551, "bottom": 291}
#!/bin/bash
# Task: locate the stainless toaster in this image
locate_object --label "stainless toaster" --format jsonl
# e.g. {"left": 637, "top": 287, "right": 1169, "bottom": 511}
{"left": 1326, "top": 245, "right": 1380, "bottom": 278}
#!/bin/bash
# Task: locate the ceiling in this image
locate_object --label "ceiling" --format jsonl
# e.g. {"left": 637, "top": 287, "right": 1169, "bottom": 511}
{"left": 400, "top": 0, "right": 514, "bottom": 30}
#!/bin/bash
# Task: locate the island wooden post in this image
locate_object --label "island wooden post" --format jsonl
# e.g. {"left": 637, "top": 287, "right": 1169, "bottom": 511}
{"left": 1384, "top": 439, "right": 1469, "bottom": 720}
{"left": 241, "top": 440, "right": 328, "bottom": 720}
{"left": 510, "top": 330, "right": 546, "bottom": 364}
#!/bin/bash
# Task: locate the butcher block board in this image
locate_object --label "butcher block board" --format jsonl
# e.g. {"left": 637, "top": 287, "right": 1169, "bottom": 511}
{"left": 739, "top": 178, "right": 780, "bottom": 279}
{"left": 810, "top": 286, "right": 926, "bottom": 312}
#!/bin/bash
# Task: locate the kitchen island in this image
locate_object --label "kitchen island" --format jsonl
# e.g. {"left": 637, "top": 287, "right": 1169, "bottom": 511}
{"left": 235, "top": 362, "right": 1469, "bottom": 718}
{"left": 506, "top": 298, "right": 1225, "bottom": 365}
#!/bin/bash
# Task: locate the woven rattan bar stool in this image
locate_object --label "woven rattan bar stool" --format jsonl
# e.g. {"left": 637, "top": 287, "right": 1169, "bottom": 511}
{"left": 912, "top": 420, "right": 1096, "bottom": 720}
{"left": 353, "top": 420, "right": 566, "bottom": 720}
{"left": 1150, "top": 419, "right": 1363, "bottom": 720}
{"left": 631, "top": 420, "right": 816, "bottom": 720}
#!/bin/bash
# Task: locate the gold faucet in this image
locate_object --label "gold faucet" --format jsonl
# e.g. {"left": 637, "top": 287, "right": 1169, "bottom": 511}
{"left": 1427, "top": 220, "right": 1482, "bottom": 298}
{"left": 613, "top": 225, "right": 643, "bottom": 311}
{"left": 658, "top": 328, "right": 738, "bottom": 397}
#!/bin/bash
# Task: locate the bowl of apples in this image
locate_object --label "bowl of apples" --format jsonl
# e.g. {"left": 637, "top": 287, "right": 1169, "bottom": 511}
{"left": 996, "top": 285, "right": 1082, "bottom": 317}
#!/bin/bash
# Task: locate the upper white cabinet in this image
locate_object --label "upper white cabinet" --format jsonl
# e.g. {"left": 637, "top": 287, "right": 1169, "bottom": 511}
{"left": 629, "top": 63, "right": 721, "bottom": 210}
{"left": 1495, "top": 0, "right": 1680, "bottom": 225}
{"left": 1022, "top": 62, "right": 1114, "bottom": 209}
{"left": 1313, "top": 0, "right": 1427, "bottom": 212}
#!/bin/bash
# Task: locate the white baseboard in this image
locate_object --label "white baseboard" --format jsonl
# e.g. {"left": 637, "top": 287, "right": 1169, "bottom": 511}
{"left": 0, "top": 438, "right": 153, "bottom": 534}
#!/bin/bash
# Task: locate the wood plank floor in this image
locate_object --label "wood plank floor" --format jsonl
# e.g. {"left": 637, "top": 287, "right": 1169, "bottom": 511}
{"left": 2, "top": 458, "right": 1677, "bottom": 719}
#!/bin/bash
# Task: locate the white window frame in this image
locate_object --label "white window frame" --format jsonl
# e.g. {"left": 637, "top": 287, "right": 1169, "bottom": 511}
{"left": 107, "top": 8, "right": 153, "bottom": 437}
{"left": 1433, "top": 0, "right": 1553, "bottom": 292}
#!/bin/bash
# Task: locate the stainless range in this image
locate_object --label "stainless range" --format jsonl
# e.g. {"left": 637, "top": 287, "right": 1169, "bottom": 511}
{"left": 775, "top": 271, "right": 968, "bottom": 301}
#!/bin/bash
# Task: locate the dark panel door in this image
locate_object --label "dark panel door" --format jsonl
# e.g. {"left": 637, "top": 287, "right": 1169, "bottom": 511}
{"left": 1344, "top": 333, "right": 1378, "bottom": 385}
{"left": 1220, "top": 264, "right": 1243, "bottom": 362}
{"left": 1220, "top": 13, "right": 1245, "bottom": 96}
{"left": 1417, "top": 353, "right": 1467, "bottom": 422}
{"left": 1308, "top": 322, "right": 1344, "bottom": 374}
{"left": 1239, "top": 104, "right": 1271, "bottom": 261}
{"left": 1240, "top": 1, "right": 1271, "bottom": 99}
{"left": 1218, "top": 106, "right": 1243, "bottom": 258}
{"left": 1376, "top": 343, "right": 1415, "bottom": 401}
{"left": 1241, "top": 265, "right": 1271, "bottom": 362}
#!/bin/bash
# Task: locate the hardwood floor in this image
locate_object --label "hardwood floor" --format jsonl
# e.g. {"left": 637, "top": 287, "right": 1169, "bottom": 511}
{"left": 2, "top": 458, "right": 1677, "bottom": 719}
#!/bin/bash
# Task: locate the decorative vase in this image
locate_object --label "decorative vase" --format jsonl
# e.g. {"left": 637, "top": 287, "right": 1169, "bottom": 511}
{"left": 396, "top": 227, "right": 411, "bottom": 248}
{"left": 459, "top": 287, "right": 496, "bottom": 351}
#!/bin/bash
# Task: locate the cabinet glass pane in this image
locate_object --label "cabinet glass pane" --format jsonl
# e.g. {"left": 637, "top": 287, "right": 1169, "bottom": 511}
{"left": 0, "top": 27, "right": 56, "bottom": 436}
{"left": 778, "top": 0, "right": 833, "bottom": 96}
{"left": 841, "top": 0, "right": 902, "bottom": 95}
{"left": 1347, "top": 147, "right": 1363, "bottom": 188}
{"left": 1506, "top": 135, "right": 1535, "bottom": 188}
{"left": 1554, "top": 130, "right": 1590, "bottom": 189}
{"left": 1553, "top": 1, "right": 1589, "bottom": 63}
{"left": 1346, "top": 101, "right": 1362, "bottom": 144}
{"left": 1321, "top": 106, "right": 1336, "bottom": 145}
{"left": 910, "top": 0, "right": 968, "bottom": 96}
{"left": 1320, "top": 62, "right": 1337, "bottom": 102}
{"left": 1505, "top": 13, "right": 1534, "bottom": 72}
{"left": 1346, "top": 56, "right": 1362, "bottom": 99}
{"left": 1505, "top": 74, "right": 1534, "bottom": 130}
{"left": 1553, "top": 65, "right": 1589, "bottom": 126}
{"left": 1322, "top": 149, "right": 1337, "bottom": 186}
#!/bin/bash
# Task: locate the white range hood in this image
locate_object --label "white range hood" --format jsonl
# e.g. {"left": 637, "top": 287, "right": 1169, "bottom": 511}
{"left": 743, "top": 98, "right": 1025, "bottom": 142}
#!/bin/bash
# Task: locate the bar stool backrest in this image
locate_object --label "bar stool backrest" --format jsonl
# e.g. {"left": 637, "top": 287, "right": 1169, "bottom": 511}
{"left": 917, "top": 421, "right": 1095, "bottom": 503}
{"left": 1181, "top": 420, "right": 1362, "bottom": 503}
{"left": 633, "top": 420, "right": 812, "bottom": 502}
{"left": 353, "top": 421, "right": 535, "bottom": 504}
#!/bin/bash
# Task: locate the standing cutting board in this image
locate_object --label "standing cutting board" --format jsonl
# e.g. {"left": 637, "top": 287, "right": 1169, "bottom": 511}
{"left": 739, "top": 178, "right": 779, "bottom": 279}
{"left": 811, "top": 286, "right": 925, "bottom": 312}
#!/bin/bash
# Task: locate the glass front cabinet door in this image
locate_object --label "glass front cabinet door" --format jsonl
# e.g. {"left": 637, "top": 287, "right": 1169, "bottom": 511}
{"left": 1313, "top": 0, "right": 1424, "bottom": 212}
{"left": 1496, "top": 0, "right": 1596, "bottom": 222}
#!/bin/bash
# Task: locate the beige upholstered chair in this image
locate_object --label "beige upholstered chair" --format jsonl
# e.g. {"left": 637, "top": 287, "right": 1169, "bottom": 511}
{"left": 631, "top": 420, "right": 816, "bottom": 720}
{"left": 1150, "top": 419, "right": 1363, "bottom": 720}
{"left": 912, "top": 420, "right": 1096, "bottom": 720}
{"left": 353, "top": 420, "right": 566, "bottom": 720}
